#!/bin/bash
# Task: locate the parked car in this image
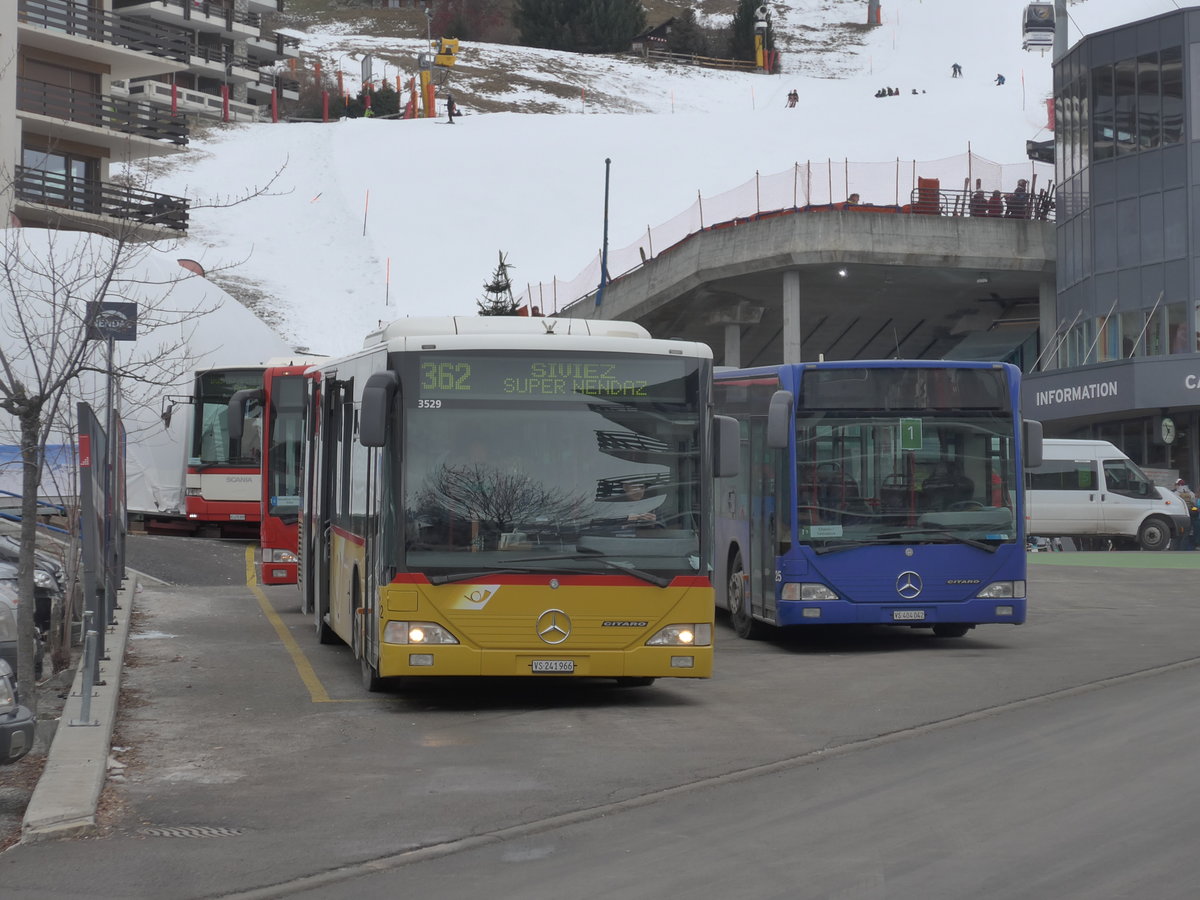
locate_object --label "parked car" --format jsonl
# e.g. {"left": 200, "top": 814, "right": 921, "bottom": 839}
{"left": 0, "top": 656, "right": 36, "bottom": 765}
{"left": 0, "top": 534, "right": 66, "bottom": 595}
{"left": 0, "top": 557, "right": 56, "bottom": 631}
{"left": 0, "top": 581, "right": 45, "bottom": 680}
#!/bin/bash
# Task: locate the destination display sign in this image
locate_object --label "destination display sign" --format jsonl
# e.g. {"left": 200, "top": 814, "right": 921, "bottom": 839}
{"left": 410, "top": 353, "right": 694, "bottom": 404}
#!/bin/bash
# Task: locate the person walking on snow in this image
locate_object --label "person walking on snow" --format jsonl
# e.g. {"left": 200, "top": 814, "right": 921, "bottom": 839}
{"left": 951, "top": 63, "right": 962, "bottom": 78}
{"left": 446, "top": 93, "right": 458, "bottom": 123}
{"left": 995, "top": 73, "right": 1006, "bottom": 85}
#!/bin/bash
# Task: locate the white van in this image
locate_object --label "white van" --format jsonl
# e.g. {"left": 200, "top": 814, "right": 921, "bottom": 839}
{"left": 1026, "top": 439, "right": 1191, "bottom": 551}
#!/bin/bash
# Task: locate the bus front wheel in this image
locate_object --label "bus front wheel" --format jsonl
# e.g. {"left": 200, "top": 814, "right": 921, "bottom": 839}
{"left": 932, "top": 623, "right": 971, "bottom": 638}
{"left": 728, "top": 551, "right": 767, "bottom": 640}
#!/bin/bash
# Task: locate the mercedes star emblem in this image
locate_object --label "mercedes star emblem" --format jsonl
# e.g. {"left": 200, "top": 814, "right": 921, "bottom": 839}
{"left": 536, "top": 609, "right": 571, "bottom": 644}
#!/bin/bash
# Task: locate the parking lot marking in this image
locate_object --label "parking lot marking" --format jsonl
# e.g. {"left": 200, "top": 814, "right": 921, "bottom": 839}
{"left": 245, "top": 546, "right": 335, "bottom": 703}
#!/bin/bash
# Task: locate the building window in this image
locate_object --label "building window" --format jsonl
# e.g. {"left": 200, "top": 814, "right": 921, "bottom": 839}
{"left": 1120, "top": 310, "right": 1143, "bottom": 357}
{"left": 1160, "top": 46, "right": 1183, "bottom": 145}
{"left": 20, "top": 148, "right": 97, "bottom": 211}
{"left": 1091, "top": 63, "right": 1114, "bottom": 161}
{"left": 1136, "top": 51, "right": 1160, "bottom": 150}
{"left": 1167, "top": 303, "right": 1189, "bottom": 354}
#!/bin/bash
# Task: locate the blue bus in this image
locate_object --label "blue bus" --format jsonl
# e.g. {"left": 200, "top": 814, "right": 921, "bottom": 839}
{"left": 713, "top": 361, "right": 1042, "bottom": 639}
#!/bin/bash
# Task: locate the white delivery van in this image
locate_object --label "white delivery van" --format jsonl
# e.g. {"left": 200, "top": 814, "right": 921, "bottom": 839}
{"left": 1026, "top": 439, "right": 1191, "bottom": 550}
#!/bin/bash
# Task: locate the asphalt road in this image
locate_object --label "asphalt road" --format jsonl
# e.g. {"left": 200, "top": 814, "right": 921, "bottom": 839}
{"left": 2, "top": 538, "right": 1199, "bottom": 899}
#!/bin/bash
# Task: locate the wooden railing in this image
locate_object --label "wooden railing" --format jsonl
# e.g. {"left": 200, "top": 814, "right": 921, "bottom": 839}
{"left": 643, "top": 48, "right": 758, "bottom": 72}
{"left": 19, "top": 0, "right": 190, "bottom": 63}
{"left": 14, "top": 166, "right": 190, "bottom": 232}
{"left": 18, "top": 79, "right": 189, "bottom": 146}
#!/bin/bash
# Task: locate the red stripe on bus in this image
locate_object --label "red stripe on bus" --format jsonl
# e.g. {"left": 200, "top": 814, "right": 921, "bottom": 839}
{"left": 330, "top": 525, "right": 366, "bottom": 546}
{"left": 389, "top": 572, "right": 710, "bottom": 588}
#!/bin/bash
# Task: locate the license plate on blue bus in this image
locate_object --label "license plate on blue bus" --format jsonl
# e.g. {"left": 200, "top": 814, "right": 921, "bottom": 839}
{"left": 892, "top": 610, "right": 925, "bottom": 621}
{"left": 532, "top": 660, "right": 574, "bottom": 673}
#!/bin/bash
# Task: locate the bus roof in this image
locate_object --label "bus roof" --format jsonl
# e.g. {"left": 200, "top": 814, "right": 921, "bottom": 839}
{"left": 363, "top": 316, "right": 651, "bottom": 347}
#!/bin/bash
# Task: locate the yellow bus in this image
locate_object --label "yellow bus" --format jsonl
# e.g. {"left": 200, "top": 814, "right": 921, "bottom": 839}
{"left": 299, "top": 316, "right": 737, "bottom": 691}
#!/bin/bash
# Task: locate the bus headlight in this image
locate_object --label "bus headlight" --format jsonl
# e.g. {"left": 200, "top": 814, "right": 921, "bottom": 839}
{"left": 977, "top": 580, "right": 1025, "bottom": 599}
{"left": 647, "top": 623, "right": 712, "bottom": 647}
{"left": 780, "top": 583, "right": 838, "bottom": 601}
{"left": 33, "top": 571, "right": 53, "bottom": 590}
{"left": 264, "top": 549, "right": 298, "bottom": 564}
{"left": 383, "top": 621, "right": 459, "bottom": 645}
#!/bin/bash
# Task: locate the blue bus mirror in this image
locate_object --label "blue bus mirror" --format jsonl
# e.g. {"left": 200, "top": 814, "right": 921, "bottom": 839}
{"left": 1023, "top": 418, "right": 1043, "bottom": 468}
{"left": 714, "top": 415, "right": 739, "bottom": 478}
{"left": 767, "top": 390, "right": 793, "bottom": 449}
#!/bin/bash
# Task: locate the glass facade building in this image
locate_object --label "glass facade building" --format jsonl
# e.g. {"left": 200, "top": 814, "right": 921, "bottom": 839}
{"left": 1023, "top": 8, "right": 1200, "bottom": 485}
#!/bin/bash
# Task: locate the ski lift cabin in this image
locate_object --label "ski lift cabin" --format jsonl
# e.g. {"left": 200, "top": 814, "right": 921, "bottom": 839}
{"left": 1022, "top": 3, "right": 1055, "bottom": 51}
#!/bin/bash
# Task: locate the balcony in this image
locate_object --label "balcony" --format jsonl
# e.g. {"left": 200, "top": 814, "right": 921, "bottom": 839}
{"left": 18, "top": 78, "right": 189, "bottom": 155}
{"left": 111, "top": 79, "right": 264, "bottom": 122}
{"left": 246, "top": 31, "right": 300, "bottom": 64}
{"left": 12, "top": 165, "right": 190, "bottom": 237}
{"left": 245, "top": 0, "right": 284, "bottom": 12}
{"left": 114, "top": 0, "right": 262, "bottom": 40}
{"left": 246, "top": 71, "right": 299, "bottom": 103}
{"left": 18, "top": 0, "right": 190, "bottom": 80}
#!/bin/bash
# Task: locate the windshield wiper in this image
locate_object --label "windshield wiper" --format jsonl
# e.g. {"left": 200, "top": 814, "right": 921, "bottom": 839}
{"left": 428, "top": 567, "right": 548, "bottom": 585}
{"left": 814, "top": 529, "right": 999, "bottom": 555}
{"left": 506, "top": 551, "right": 669, "bottom": 587}
{"left": 877, "top": 528, "right": 998, "bottom": 553}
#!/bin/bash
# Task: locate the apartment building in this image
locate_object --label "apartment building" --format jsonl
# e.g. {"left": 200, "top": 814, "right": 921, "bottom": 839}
{"left": 3, "top": 1, "right": 298, "bottom": 240}
{"left": 111, "top": 1, "right": 299, "bottom": 123}
{"left": 3, "top": 0, "right": 194, "bottom": 237}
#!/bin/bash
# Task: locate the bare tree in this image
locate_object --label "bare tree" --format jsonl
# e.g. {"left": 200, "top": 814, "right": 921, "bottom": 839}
{"left": 0, "top": 155, "right": 287, "bottom": 709}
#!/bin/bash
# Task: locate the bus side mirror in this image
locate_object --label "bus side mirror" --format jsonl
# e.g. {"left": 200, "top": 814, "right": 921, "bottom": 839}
{"left": 1023, "top": 418, "right": 1043, "bottom": 468}
{"left": 767, "top": 390, "right": 793, "bottom": 449}
{"left": 714, "top": 415, "right": 739, "bottom": 478}
{"left": 360, "top": 370, "right": 399, "bottom": 447}
{"left": 227, "top": 388, "right": 262, "bottom": 442}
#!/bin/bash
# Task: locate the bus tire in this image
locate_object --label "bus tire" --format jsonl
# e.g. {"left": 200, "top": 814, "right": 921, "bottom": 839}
{"left": 932, "top": 623, "right": 971, "bottom": 638}
{"left": 1138, "top": 516, "right": 1172, "bottom": 552}
{"left": 728, "top": 550, "right": 767, "bottom": 640}
{"left": 317, "top": 613, "right": 337, "bottom": 644}
{"left": 615, "top": 677, "right": 655, "bottom": 687}
{"left": 361, "top": 653, "right": 386, "bottom": 692}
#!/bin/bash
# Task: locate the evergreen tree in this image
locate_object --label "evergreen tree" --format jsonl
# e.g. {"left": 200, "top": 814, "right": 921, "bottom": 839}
{"left": 730, "top": 0, "right": 774, "bottom": 62}
{"left": 477, "top": 251, "right": 520, "bottom": 315}
{"left": 514, "top": 0, "right": 644, "bottom": 53}
{"left": 666, "top": 9, "right": 709, "bottom": 57}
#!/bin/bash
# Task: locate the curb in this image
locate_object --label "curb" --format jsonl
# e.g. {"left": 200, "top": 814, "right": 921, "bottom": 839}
{"left": 19, "top": 578, "right": 135, "bottom": 842}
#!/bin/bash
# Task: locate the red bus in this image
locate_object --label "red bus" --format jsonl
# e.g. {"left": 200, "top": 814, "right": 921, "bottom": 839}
{"left": 229, "top": 360, "right": 319, "bottom": 584}
{"left": 186, "top": 366, "right": 267, "bottom": 537}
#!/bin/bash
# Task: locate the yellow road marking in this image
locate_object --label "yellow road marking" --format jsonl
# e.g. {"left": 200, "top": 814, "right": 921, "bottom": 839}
{"left": 245, "top": 545, "right": 370, "bottom": 704}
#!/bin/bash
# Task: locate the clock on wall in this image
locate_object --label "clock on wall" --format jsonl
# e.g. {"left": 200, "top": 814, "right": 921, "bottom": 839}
{"left": 1161, "top": 416, "right": 1177, "bottom": 444}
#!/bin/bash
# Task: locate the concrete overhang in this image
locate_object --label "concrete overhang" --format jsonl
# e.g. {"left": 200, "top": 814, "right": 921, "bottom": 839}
{"left": 568, "top": 211, "right": 1055, "bottom": 366}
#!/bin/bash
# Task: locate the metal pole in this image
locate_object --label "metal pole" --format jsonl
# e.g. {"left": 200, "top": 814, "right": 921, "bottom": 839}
{"left": 596, "top": 158, "right": 611, "bottom": 307}
{"left": 71, "top": 628, "right": 99, "bottom": 727}
{"left": 1053, "top": 0, "right": 1067, "bottom": 63}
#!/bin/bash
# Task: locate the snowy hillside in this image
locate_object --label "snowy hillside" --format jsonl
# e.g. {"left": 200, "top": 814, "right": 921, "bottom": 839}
{"left": 149, "top": 0, "right": 1187, "bottom": 358}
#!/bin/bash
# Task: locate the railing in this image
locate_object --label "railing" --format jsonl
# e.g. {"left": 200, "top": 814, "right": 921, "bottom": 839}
{"left": 191, "top": 44, "right": 252, "bottom": 72}
{"left": 514, "top": 153, "right": 1054, "bottom": 313}
{"left": 19, "top": 0, "right": 190, "bottom": 63}
{"left": 255, "top": 72, "right": 300, "bottom": 94}
{"left": 908, "top": 186, "right": 1054, "bottom": 221}
{"left": 114, "top": 78, "right": 263, "bottom": 122}
{"left": 17, "top": 78, "right": 189, "bottom": 146}
{"left": 13, "top": 166, "right": 190, "bottom": 232}
{"left": 643, "top": 48, "right": 758, "bottom": 72}
{"left": 113, "top": 0, "right": 262, "bottom": 31}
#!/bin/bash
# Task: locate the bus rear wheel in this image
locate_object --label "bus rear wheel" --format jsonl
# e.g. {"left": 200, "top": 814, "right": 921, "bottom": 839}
{"left": 728, "top": 551, "right": 767, "bottom": 640}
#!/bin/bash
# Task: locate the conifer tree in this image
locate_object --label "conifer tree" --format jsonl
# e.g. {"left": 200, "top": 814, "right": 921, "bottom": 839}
{"left": 477, "top": 251, "right": 520, "bottom": 315}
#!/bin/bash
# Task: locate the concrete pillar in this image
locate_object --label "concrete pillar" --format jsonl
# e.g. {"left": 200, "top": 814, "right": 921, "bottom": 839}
{"left": 1037, "top": 275, "right": 1057, "bottom": 371}
{"left": 782, "top": 270, "right": 802, "bottom": 363}
{"left": 724, "top": 324, "right": 741, "bottom": 368}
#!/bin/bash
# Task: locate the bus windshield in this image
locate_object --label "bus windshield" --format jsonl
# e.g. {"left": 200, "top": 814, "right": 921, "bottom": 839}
{"left": 191, "top": 369, "right": 263, "bottom": 466}
{"left": 795, "top": 411, "right": 1019, "bottom": 551}
{"left": 399, "top": 351, "right": 703, "bottom": 577}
